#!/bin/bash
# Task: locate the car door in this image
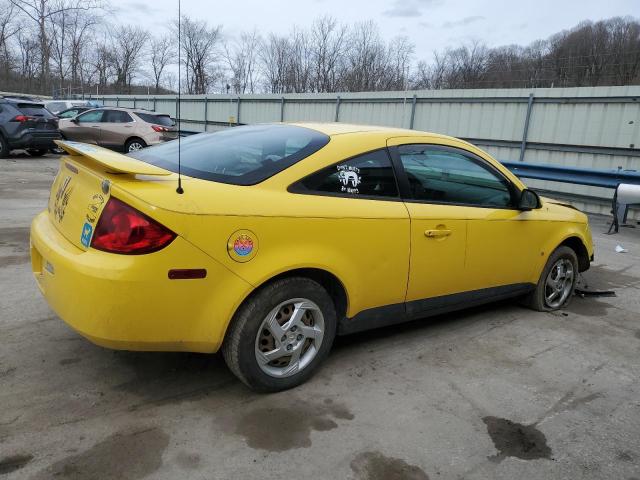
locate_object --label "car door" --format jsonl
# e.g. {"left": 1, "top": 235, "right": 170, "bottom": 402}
{"left": 66, "top": 109, "right": 104, "bottom": 143}
{"left": 388, "top": 139, "right": 468, "bottom": 318}
{"left": 394, "top": 141, "right": 543, "bottom": 298}
{"left": 289, "top": 148, "right": 410, "bottom": 331}
{"left": 100, "top": 110, "right": 134, "bottom": 149}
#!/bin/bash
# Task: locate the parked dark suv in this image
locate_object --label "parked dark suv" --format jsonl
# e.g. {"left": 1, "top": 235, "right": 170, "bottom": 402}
{"left": 0, "top": 97, "right": 61, "bottom": 158}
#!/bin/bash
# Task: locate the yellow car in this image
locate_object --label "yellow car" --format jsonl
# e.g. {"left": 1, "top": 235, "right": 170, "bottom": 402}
{"left": 30, "top": 123, "right": 594, "bottom": 391}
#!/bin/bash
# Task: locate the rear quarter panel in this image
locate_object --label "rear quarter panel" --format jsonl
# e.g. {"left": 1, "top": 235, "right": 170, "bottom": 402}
{"left": 186, "top": 200, "right": 410, "bottom": 319}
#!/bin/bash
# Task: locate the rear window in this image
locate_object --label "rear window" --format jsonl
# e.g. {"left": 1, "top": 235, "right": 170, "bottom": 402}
{"left": 17, "top": 103, "right": 53, "bottom": 118}
{"left": 135, "top": 112, "right": 175, "bottom": 126}
{"left": 129, "top": 124, "right": 330, "bottom": 185}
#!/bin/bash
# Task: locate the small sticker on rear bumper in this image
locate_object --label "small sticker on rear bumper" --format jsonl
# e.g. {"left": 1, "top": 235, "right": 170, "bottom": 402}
{"left": 80, "top": 222, "right": 93, "bottom": 248}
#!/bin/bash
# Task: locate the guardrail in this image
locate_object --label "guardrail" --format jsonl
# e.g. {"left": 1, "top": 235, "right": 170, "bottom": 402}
{"left": 502, "top": 161, "right": 640, "bottom": 189}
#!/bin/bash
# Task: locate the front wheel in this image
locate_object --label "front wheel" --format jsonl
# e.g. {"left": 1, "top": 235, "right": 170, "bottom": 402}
{"left": 523, "top": 246, "right": 578, "bottom": 311}
{"left": 222, "top": 277, "right": 337, "bottom": 392}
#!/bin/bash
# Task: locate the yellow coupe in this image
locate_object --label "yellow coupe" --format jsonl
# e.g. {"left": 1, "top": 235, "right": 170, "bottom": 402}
{"left": 30, "top": 123, "right": 594, "bottom": 391}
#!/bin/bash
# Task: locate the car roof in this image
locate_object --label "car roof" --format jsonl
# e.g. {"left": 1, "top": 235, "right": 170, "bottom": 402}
{"left": 290, "top": 122, "right": 457, "bottom": 142}
{"left": 2, "top": 96, "right": 43, "bottom": 104}
{"left": 103, "top": 107, "right": 160, "bottom": 114}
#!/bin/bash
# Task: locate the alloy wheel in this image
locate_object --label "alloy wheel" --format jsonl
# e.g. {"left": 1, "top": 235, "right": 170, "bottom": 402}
{"left": 544, "top": 258, "right": 574, "bottom": 308}
{"left": 254, "top": 298, "right": 325, "bottom": 378}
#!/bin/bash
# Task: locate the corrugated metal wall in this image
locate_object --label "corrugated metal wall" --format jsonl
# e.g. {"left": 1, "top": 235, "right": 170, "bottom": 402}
{"left": 91, "top": 86, "right": 640, "bottom": 217}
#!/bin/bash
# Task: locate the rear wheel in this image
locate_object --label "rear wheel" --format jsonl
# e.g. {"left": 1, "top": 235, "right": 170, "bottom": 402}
{"left": 222, "top": 277, "right": 336, "bottom": 392}
{"left": 523, "top": 246, "right": 578, "bottom": 311}
{"left": 0, "top": 135, "right": 9, "bottom": 158}
{"left": 27, "top": 148, "right": 48, "bottom": 157}
{"left": 125, "top": 138, "right": 146, "bottom": 153}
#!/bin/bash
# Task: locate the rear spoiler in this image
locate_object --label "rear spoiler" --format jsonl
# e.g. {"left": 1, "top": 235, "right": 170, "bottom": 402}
{"left": 55, "top": 140, "right": 171, "bottom": 176}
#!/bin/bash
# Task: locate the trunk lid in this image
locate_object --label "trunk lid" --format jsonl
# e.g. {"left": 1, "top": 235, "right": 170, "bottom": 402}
{"left": 48, "top": 141, "right": 171, "bottom": 250}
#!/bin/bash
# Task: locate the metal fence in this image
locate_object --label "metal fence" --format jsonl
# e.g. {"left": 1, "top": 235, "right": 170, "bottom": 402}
{"left": 89, "top": 86, "right": 640, "bottom": 218}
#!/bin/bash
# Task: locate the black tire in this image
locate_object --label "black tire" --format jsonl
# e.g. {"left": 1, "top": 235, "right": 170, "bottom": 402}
{"left": 222, "top": 277, "right": 337, "bottom": 392}
{"left": 27, "top": 148, "right": 48, "bottom": 157}
{"left": 0, "top": 135, "right": 9, "bottom": 159}
{"left": 125, "top": 138, "right": 146, "bottom": 153}
{"left": 50, "top": 146, "right": 66, "bottom": 155}
{"left": 51, "top": 135, "right": 66, "bottom": 155}
{"left": 522, "top": 246, "right": 578, "bottom": 311}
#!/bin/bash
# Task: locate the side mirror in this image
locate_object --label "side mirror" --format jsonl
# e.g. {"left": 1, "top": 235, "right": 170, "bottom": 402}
{"left": 71, "top": 117, "right": 79, "bottom": 124}
{"left": 518, "top": 189, "right": 541, "bottom": 211}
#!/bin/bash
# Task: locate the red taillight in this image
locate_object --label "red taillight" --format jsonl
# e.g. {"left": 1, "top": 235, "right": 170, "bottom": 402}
{"left": 91, "top": 197, "right": 176, "bottom": 254}
{"left": 12, "top": 115, "right": 34, "bottom": 123}
{"left": 151, "top": 125, "right": 170, "bottom": 132}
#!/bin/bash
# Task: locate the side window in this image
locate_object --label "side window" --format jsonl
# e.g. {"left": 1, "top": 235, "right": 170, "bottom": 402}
{"left": 77, "top": 110, "right": 104, "bottom": 123}
{"left": 105, "top": 110, "right": 132, "bottom": 123}
{"left": 297, "top": 149, "right": 398, "bottom": 198}
{"left": 398, "top": 145, "right": 513, "bottom": 207}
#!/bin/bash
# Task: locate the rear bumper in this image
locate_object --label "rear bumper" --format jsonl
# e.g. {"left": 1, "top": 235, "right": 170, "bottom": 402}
{"left": 10, "top": 131, "right": 62, "bottom": 149}
{"left": 30, "top": 210, "right": 251, "bottom": 353}
{"left": 143, "top": 132, "right": 177, "bottom": 146}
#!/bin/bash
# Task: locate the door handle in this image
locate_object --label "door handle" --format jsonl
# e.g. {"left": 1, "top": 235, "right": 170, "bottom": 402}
{"left": 425, "top": 229, "right": 452, "bottom": 238}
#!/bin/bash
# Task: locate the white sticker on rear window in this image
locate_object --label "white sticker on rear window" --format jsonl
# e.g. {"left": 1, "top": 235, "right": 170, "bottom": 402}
{"left": 337, "top": 165, "right": 361, "bottom": 194}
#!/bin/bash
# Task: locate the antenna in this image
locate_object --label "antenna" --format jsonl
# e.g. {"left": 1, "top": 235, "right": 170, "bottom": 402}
{"left": 176, "top": 0, "right": 184, "bottom": 194}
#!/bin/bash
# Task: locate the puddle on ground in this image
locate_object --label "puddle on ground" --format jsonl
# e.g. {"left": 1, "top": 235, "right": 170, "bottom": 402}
{"left": 483, "top": 416, "right": 552, "bottom": 461}
{"left": 31, "top": 427, "right": 169, "bottom": 479}
{"left": 0, "top": 226, "right": 30, "bottom": 247}
{"left": 219, "top": 398, "right": 354, "bottom": 452}
{"left": 174, "top": 451, "right": 201, "bottom": 469}
{"left": 350, "top": 451, "right": 429, "bottom": 480}
{"left": 0, "top": 254, "right": 30, "bottom": 268}
{"left": 0, "top": 454, "right": 33, "bottom": 475}
{"left": 581, "top": 265, "right": 640, "bottom": 290}
{"left": 58, "top": 358, "right": 81, "bottom": 366}
{"left": 566, "top": 297, "right": 613, "bottom": 318}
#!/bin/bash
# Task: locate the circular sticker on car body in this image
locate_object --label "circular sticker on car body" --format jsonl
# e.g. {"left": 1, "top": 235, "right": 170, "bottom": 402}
{"left": 227, "top": 230, "right": 259, "bottom": 262}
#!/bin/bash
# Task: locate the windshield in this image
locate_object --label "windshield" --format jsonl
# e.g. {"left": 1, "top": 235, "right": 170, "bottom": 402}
{"left": 129, "top": 124, "right": 330, "bottom": 185}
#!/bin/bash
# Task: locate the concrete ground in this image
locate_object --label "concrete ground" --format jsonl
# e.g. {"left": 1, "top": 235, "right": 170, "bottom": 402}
{"left": 1, "top": 153, "right": 639, "bottom": 480}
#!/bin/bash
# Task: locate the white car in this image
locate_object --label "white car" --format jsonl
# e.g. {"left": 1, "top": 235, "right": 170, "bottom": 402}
{"left": 45, "top": 100, "right": 102, "bottom": 115}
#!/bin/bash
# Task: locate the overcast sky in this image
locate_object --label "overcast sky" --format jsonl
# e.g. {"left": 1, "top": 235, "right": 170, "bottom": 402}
{"left": 111, "top": 0, "right": 637, "bottom": 61}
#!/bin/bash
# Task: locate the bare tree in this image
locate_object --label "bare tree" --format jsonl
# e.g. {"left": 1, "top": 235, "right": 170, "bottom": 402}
{"left": 308, "top": 15, "right": 346, "bottom": 92}
{"left": 178, "top": 15, "right": 222, "bottom": 94}
{"left": 0, "top": 0, "right": 18, "bottom": 75}
{"left": 225, "top": 29, "right": 260, "bottom": 94}
{"left": 260, "top": 33, "right": 290, "bottom": 93}
{"left": 342, "top": 21, "right": 402, "bottom": 91}
{"left": 110, "top": 24, "right": 148, "bottom": 93}
{"left": 388, "top": 35, "right": 414, "bottom": 90}
{"left": 149, "top": 34, "right": 175, "bottom": 92}
{"left": 90, "top": 33, "right": 114, "bottom": 89}
{"left": 9, "top": 0, "right": 101, "bottom": 91}
{"left": 67, "top": 8, "right": 97, "bottom": 93}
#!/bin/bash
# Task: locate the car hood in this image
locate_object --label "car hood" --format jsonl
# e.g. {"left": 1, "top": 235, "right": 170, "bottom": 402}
{"left": 540, "top": 196, "right": 581, "bottom": 211}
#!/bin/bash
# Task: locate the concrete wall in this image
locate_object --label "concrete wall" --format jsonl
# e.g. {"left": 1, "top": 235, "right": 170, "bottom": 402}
{"left": 90, "top": 87, "right": 640, "bottom": 218}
